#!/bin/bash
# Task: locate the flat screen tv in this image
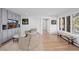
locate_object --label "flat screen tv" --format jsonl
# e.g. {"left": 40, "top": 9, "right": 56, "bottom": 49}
{"left": 8, "top": 20, "right": 18, "bottom": 29}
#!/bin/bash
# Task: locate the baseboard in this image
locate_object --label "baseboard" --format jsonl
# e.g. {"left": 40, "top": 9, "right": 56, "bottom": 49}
{"left": 0, "top": 38, "right": 13, "bottom": 47}
{"left": 73, "top": 42, "right": 79, "bottom": 48}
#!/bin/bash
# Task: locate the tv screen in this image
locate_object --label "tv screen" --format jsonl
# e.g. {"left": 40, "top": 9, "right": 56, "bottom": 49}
{"left": 7, "top": 20, "right": 18, "bottom": 29}
{"left": 8, "top": 20, "right": 17, "bottom": 24}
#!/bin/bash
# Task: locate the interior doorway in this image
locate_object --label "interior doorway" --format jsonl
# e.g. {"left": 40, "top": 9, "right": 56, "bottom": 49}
{"left": 43, "top": 18, "right": 48, "bottom": 33}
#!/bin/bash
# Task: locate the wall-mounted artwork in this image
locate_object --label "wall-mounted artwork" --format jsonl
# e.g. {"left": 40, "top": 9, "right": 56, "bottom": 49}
{"left": 72, "top": 13, "right": 79, "bottom": 34}
{"left": 51, "top": 20, "right": 56, "bottom": 24}
{"left": 59, "top": 18, "right": 61, "bottom": 30}
{"left": 66, "top": 16, "right": 71, "bottom": 32}
{"left": 22, "top": 18, "right": 29, "bottom": 25}
{"left": 2, "top": 25, "right": 8, "bottom": 30}
{"left": 62, "top": 17, "right": 65, "bottom": 31}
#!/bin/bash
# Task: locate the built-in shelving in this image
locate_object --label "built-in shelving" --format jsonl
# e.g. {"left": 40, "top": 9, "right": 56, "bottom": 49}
{"left": 0, "top": 8, "right": 21, "bottom": 44}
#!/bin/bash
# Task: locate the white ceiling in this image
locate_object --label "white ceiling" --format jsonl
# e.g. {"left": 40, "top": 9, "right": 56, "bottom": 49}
{"left": 7, "top": 8, "right": 78, "bottom": 17}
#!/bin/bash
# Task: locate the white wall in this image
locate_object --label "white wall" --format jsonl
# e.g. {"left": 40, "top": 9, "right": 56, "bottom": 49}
{"left": 28, "top": 16, "right": 41, "bottom": 34}
{"left": 21, "top": 16, "right": 58, "bottom": 35}
{"left": 43, "top": 19, "right": 47, "bottom": 31}
{"left": 41, "top": 17, "right": 58, "bottom": 34}
{"left": 20, "top": 15, "right": 30, "bottom": 36}
{"left": 47, "top": 19, "right": 50, "bottom": 33}
{"left": 21, "top": 15, "right": 42, "bottom": 35}
{"left": 49, "top": 17, "right": 57, "bottom": 34}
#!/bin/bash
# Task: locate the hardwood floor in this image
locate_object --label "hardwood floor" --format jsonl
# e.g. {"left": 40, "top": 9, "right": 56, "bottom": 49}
{"left": 0, "top": 32, "right": 79, "bottom": 51}
{"left": 43, "top": 32, "right": 79, "bottom": 51}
